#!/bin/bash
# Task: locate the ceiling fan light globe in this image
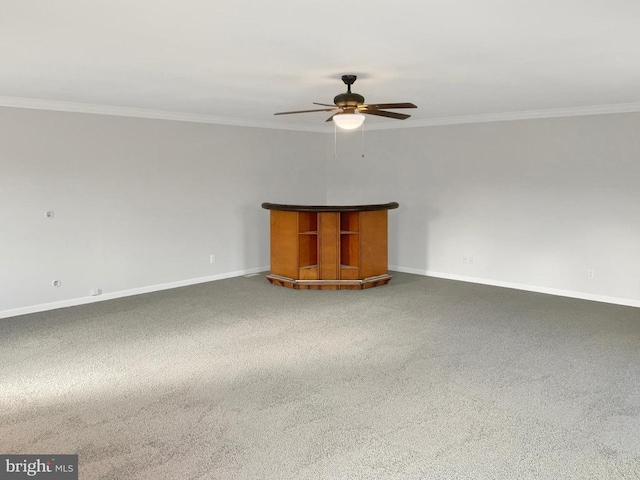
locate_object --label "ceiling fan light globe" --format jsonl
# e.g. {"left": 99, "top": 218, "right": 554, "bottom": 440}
{"left": 333, "top": 112, "right": 365, "bottom": 130}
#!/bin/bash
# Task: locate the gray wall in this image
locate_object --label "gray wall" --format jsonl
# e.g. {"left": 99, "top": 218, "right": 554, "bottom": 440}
{"left": 3, "top": 107, "right": 640, "bottom": 316}
{"left": 0, "top": 107, "right": 327, "bottom": 315}
{"left": 327, "top": 113, "right": 640, "bottom": 305}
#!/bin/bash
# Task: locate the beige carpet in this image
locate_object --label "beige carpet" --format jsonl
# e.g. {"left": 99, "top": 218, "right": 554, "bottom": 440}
{"left": 1, "top": 272, "right": 639, "bottom": 479}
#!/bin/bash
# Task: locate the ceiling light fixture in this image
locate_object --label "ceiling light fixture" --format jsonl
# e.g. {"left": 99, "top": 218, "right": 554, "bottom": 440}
{"left": 333, "top": 111, "right": 365, "bottom": 130}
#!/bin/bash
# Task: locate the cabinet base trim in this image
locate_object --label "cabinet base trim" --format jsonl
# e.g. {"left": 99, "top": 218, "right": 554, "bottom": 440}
{"left": 266, "top": 274, "right": 392, "bottom": 290}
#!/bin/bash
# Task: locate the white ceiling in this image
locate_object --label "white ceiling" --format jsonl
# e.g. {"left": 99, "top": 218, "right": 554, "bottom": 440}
{"left": 2, "top": 0, "right": 640, "bottom": 131}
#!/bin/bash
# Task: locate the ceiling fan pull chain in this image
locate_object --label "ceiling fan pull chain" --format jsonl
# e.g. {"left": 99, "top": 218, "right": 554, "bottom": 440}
{"left": 361, "top": 122, "right": 365, "bottom": 158}
{"left": 334, "top": 123, "right": 338, "bottom": 159}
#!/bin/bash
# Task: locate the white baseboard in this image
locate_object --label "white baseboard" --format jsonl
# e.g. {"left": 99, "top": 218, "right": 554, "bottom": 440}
{"left": 4, "top": 266, "right": 637, "bottom": 319}
{"left": 389, "top": 266, "right": 640, "bottom": 309}
{"left": 0, "top": 266, "right": 269, "bottom": 320}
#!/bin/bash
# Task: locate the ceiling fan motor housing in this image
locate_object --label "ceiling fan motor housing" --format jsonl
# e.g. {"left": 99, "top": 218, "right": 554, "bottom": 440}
{"left": 333, "top": 92, "right": 365, "bottom": 108}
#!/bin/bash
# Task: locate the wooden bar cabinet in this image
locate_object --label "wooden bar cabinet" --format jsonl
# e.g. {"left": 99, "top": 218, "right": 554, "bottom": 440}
{"left": 261, "top": 202, "right": 399, "bottom": 290}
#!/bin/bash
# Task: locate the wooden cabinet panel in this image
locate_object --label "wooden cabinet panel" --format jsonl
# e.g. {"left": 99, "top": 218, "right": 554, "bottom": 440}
{"left": 359, "top": 210, "right": 388, "bottom": 279}
{"left": 270, "top": 210, "right": 298, "bottom": 279}
{"left": 318, "top": 212, "right": 340, "bottom": 281}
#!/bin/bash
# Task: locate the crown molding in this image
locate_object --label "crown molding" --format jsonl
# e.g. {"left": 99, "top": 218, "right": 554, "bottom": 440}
{"left": 0, "top": 96, "right": 327, "bottom": 133}
{"left": 363, "top": 102, "right": 640, "bottom": 130}
{"left": 2, "top": 95, "right": 640, "bottom": 133}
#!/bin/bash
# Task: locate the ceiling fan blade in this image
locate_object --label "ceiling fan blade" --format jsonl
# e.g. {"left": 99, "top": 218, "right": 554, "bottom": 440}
{"left": 313, "top": 102, "right": 337, "bottom": 107}
{"left": 274, "top": 108, "right": 338, "bottom": 115}
{"left": 362, "top": 110, "right": 411, "bottom": 120}
{"left": 360, "top": 102, "right": 417, "bottom": 110}
{"left": 325, "top": 113, "right": 338, "bottom": 122}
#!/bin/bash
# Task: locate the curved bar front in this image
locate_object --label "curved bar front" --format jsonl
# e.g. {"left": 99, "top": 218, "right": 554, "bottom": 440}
{"left": 263, "top": 202, "right": 399, "bottom": 290}
{"left": 261, "top": 202, "right": 399, "bottom": 213}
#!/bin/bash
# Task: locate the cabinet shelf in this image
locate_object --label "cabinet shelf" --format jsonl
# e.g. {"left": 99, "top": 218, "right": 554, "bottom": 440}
{"left": 340, "top": 231, "right": 359, "bottom": 235}
{"left": 340, "top": 211, "right": 360, "bottom": 233}
{"left": 298, "top": 212, "right": 317, "bottom": 233}
{"left": 299, "top": 231, "right": 318, "bottom": 235}
{"left": 299, "top": 231, "right": 318, "bottom": 268}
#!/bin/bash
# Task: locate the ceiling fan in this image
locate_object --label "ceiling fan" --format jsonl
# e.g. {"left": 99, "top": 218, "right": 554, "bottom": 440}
{"left": 274, "top": 75, "right": 417, "bottom": 129}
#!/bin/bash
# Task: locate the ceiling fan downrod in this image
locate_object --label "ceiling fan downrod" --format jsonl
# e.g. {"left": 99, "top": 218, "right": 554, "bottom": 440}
{"left": 342, "top": 74, "right": 357, "bottom": 94}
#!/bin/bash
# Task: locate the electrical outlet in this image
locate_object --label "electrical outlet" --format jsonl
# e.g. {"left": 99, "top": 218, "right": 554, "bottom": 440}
{"left": 469, "top": 256, "right": 474, "bottom": 265}
{"left": 463, "top": 256, "right": 468, "bottom": 264}
{"left": 210, "top": 254, "right": 216, "bottom": 264}
{"left": 587, "top": 269, "right": 594, "bottom": 279}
